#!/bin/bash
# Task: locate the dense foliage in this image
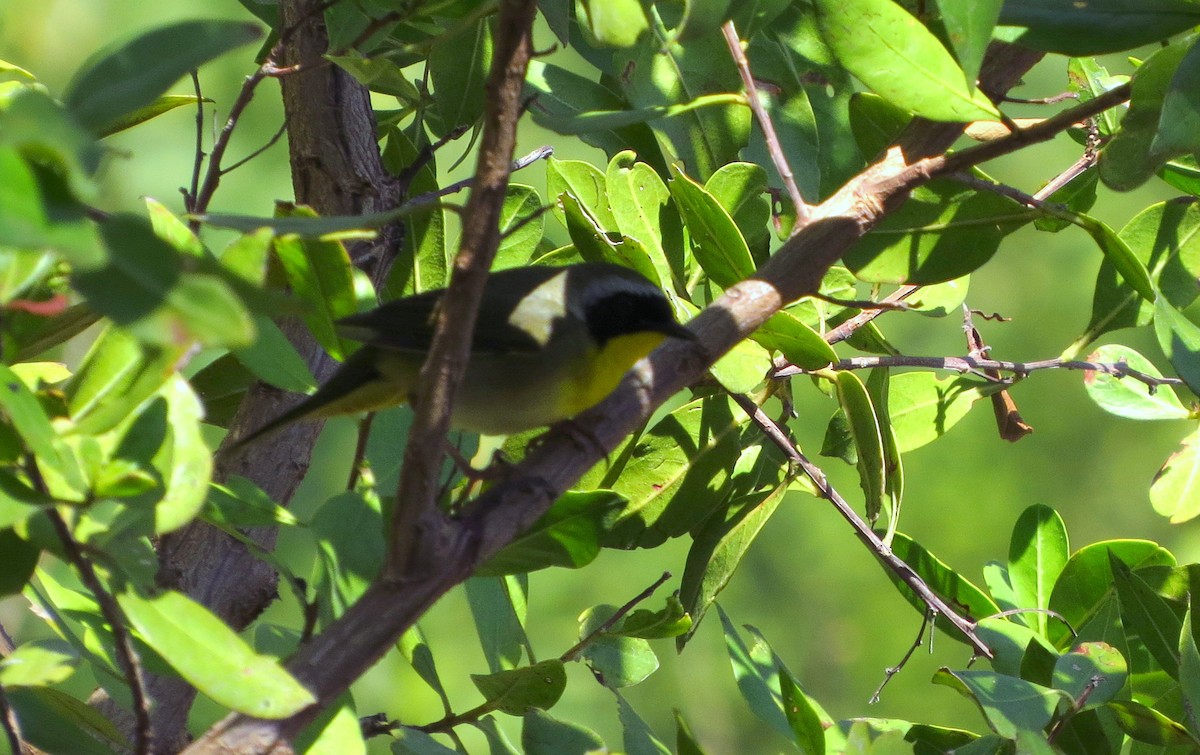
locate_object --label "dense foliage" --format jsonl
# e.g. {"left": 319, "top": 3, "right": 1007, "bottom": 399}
{"left": 6, "top": 0, "right": 1200, "bottom": 753}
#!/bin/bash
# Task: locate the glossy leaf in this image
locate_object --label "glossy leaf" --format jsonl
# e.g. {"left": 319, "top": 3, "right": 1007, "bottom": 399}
{"left": 1152, "top": 427, "right": 1200, "bottom": 523}
{"left": 546, "top": 157, "right": 616, "bottom": 231}
{"left": 428, "top": 18, "right": 491, "bottom": 132}
{"left": 1077, "top": 199, "right": 1200, "bottom": 352}
{"left": 1008, "top": 505, "right": 1069, "bottom": 638}
{"left": 63, "top": 20, "right": 261, "bottom": 133}
{"left": 118, "top": 588, "right": 315, "bottom": 718}
{"left": 835, "top": 371, "right": 886, "bottom": 523}
{"left": 466, "top": 576, "right": 529, "bottom": 674}
{"left": 932, "top": 668, "right": 1066, "bottom": 738}
{"left": 522, "top": 710, "right": 606, "bottom": 755}
{"left": 935, "top": 0, "right": 1002, "bottom": 85}
{"left": 476, "top": 491, "right": 625, "bottom": 576}
{"left": 705, "top": 162, "right": 771, "bottom": 260}
{"left": 203, "top": 476, "right": 300, "bottom": 529}
{"left": 815, "top": 0, "right": 999, "bottom": 122}
{"left": 494, "top": 185, "right": 545, "bottom": 271}
{"left": 844, "top": 178, "right": 1028, "bottom": 284}
{"left": 885, "top": 533, "right": 1001, "bottom": 643}
{"left": 1048, "top": 539, "right": 1175, "bottom": 647}
{"left": 272, "top": 205, "right": 358, "bottom": 360}
{"left": 1083, "top": 344, "right": 1189, "bottom": 420}
{"left": 752, "top": 310, "right": 838, "bottom": 370}
{"left": 1100, "top": 42, "right": 1190, "bottom": 191}
{"left": 0, "top": 638, "right": 78, "bottom": 687}
{"left": 679, "top": 485, "right": 788, "bottom": 647}
{"left": 1107, "top": 700, "right": 1198, "bottom": 746}
{"left": 998, "top": 0, "right": 1200, "bottom": 56}
{"left": 1109, "top": 552, "right": 1182, "bottom": 678}
{"left": 887, "top": 373, "right": 991, "bottom": 453}
{"left": 578, "top": 605, "right": 659, "bottom": 688}
{"left": 669, "top": 167, "right": 755, "bottom": 288}
{"left": 1051, "top": 641, "right": 1127, "bottom": 709}
{"left": 1154, "top": 295, "right": 1200, "bottom": 394}
{"left": 606, "top": 152, "right": 677, "bottom": 288}
{"left": 471, "top": 660, "right": 566, "bottom": 715}
{"left": 560, "top": 192, "right": 661, "bottom": 285}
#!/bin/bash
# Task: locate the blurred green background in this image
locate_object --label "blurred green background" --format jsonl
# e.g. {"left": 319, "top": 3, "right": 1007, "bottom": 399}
{"left": 3, "top": 2, "right": 1199, "bottom": 752}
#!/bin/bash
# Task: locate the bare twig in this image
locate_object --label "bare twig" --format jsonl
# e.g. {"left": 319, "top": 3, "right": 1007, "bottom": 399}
{"left": 721, "top": 20, "right": 809, "bottom": 225}
{"left": 28, "top": 465, "right": 154, "bottom": 755}
{"left": 779, "top": 354, "right": 1182, "bottom": 391}
{"left": 963, "top": 306, "right": 1033, "bottom": 442}
{"left": 822, "top": 286, "right": 920, "bottom": 346}
{"left": 1002, "top": 91, "right": 1078, "bottom": 105}
{"left": 0, "top": 682, "right": 24, "bottom": 755}
{"left": 220, "top": 119, "right": 289, "bottom": 176}
{"left": 870, "top": 609, "right": 931, "bottom": 703}
{"left": 187, "top": 71, "right": 205, "bottom": 213}
{"left": 726, "top": 392, "right": 993, "bottom": 658}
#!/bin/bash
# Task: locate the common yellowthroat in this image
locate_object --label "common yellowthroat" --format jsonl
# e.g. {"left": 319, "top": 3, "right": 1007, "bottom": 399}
{"left": 235, "top": 262, "right": 693, "bottom": 446}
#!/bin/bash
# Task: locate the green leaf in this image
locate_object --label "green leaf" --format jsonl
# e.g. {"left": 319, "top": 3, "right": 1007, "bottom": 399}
{"left": 679, "top": 485, "right": 787, "bottom": 648}
{"left": 98, "top": 94, "right": 209, "bottom": 137}
{"left": 1152, "top": 427, "right": 1200, "bottom": 523}
{"left": 752, "top": 309, "right": 838, "bottom": 370}
{"left": 835, "top": 371, "right": 886, "bottom": 523}
{"left": 887, "top": 373, "right": 991, "bottom": 453}
{"left": 7, "top": 687, "right": 126, "bottom": 755}
{"left": 717, "top": 607, "right": 792, "bottom": 740}
{"left": 1077, "top": 199, "right": 1200, "bottom": 353}
{"left": 0, "top": 638, "right": 78, "bottom": 687}
{"left": 1073, "top": 213, "right": 1156, "bottom": 303}
{"left": 0, "top": 362, "right": 61, "bottom": 465}
{"left": 233, "top": 316, "right": 319, "bottom": 393}
{"left": 494, "top": 185, "right": 545, "bottom": 271}
{"left": 272, "top": 205, "right": 358, "bottom": 360}
{"left": 203, "top": 476, "right": 300, "bottom": 529}
{"left": 604, "top": 395, "right": 750, "bottom": 548}
{"left": 1153, "top": 38, "right": 1200, "bottom": 159}
{"left": 0, "top": 527, "right": 39, "bottom": 594}
{"left": 63, "top": 19, "right": 262, "bottom": 133}
{"left": 578, "top": 0, "right": 649, "bottom": 47}
{"left": 1100, "top": 42, "right": 1190, "bottom": 191}
{"left": 466, "top": 575, "right": 529, "bottom": 674}
{"left": 310, "top": 491, "right": 383, "bottom": 625}
{"left": 669, "top": 166, "right": 755, "bottom": 288}
{"left": 778, "top": 671, "right": 827, "bottom": 755}
{"left": 909, "top": 276, "right": 971, "bottom": 317}
{"left": 617, "top": 693, "right": 671, "bottom": 755}
{"left": 885, "top": 533, "right": 1001, "bottom": 643}
{"left": 118, "top": 588, "right": 315, "bottom": 718}
{"left": 474, "top": 715, "right": 521, "bottom": 755}
{"left": 471, "top": 660, "right": 566, "bottom": 715}
{"left": 1109, "top": 552, "right": 1182, "bottom": 678}
{"left": 613, "top": 594, "right": 692, "bottom": 640}
{"left": 607, "top": 152, "right": 678, "bottom": 289}
{"left": 848, "top": 92, "right": 913, "bottom": 161}
{"left": 559, "top": 192, "right": 661, "bottom": 285}
{"left": 932, "top": 668, "right": 1066, "bottom": 738}
{"left": 522, "top": 710, "right": 606, "bottom": 755}
{"left": 1180, "top": 598, "right": 1200, "bottom": 738}
{"left": 674, "top": 711, "right": 709, "bottom": 755}
{"left": 1154, "top": 295, "right": 1200, "bottom": 394}
{"left": 935, "top": 0, "right": 1002, "bottom": 85}
{"left": 1048, "top": 539, "right": 1175, "bottom": 647}
{"left": 1083, "top": 344, "right": 1189, "bottom": 420}
{"left": 998, "top": 0, "right": 1200, "bottom": 56}
{"left": 1008, "top": 505, "right": 1070, "bottom": 638}
{"left": 428, "top": 18, "right": 491, "bottom": 132}
{"left": 1107, "top": 700, "right": 1199, "bottom": 746}
{"left": 399, "top": 625, "right": 452, "bottom": 712}
{"left": 844, "top": 178, "right": 1029, "bottom": 284}
{"left": 706, "top": 162, "right": 771, "bottom": 261}
{"left": 578, "top": 605, "right": 659, "bottom": 688}
{"left": 1051, "top": 642, "right": 1127, "bottom": 709}
{"left": 294, "top": 696, "right": 366, "bottom": 755}
{"left": 476, "top": 491, "right": 625, "bottom": 576}
{"left": 814, "top": 0, "right": 999, "bottom": 122}
{"left": 381, "top": 127, "right": 448, "bottom": 297}
{"left": 392, "top": 727, "right": 461, "bottom": 754}
{"left": 547, "top": 157, "right": 617, "bottom": 230}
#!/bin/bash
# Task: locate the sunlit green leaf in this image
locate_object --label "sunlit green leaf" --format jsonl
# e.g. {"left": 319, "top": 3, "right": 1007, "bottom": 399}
{"left": 1152, "top": 427, "right": 1200, "bottom": 523}
{"left": 471, "top": 660, "right": 566, "bottom": 715}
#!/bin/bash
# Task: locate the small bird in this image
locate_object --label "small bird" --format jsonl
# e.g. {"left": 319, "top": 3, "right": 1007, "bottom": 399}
{"left": 234, "top": 262, "right": 693, "bottom": 447}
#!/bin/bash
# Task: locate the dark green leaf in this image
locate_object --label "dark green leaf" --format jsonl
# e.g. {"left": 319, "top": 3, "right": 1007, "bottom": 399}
{"left": 7, "top": 687, "right": 126, "bottom": 755}
{"left": 848, "top": 92, "right": 913, "bottom": 161}
{"left": 310, "top": 491, "right": 383, "bottom": 625}
{"left": 477, "top": 491, "right": 625, "bottom": 576}
{"left": 675, "top": 711, "right": 709, "bottom": 755}
{"left": 669, "top": 166, "right": 755, "bottom": 288}
{"left": 522, "top": 710, "right": 606, "bottom": 755}
{"left": 232, "top": 316, "right": 319, "bottom": 393}
{"left": 1073, "top": 213, "right": 1156, "bottom": 302}
{"left": 428, "top": 18, "right": 491, "bottom": 132}
{"left": 98, "top": 94, "right": 209, "bottom": 137}
{"left": 613, "top": 594, "right": 692, "bottom": 640}
{"left": 118, "top": 588, "right": 315, "bottom": 718}
{"left": 1109, "top": 552, "right": 1182, "bottom": 678}
{"left": 1180, "top": 599, "right": 1200, "bottom": 738}
{"left": 203, "top": 476, "right": 300, "bottom": 528}
{"left": 63, "top": 20, "right": 261, "bottom": 133}
{"left": 778, "top": 670, "right": 826, "bottom": 755}
{"left": 844, "top": 178, "right": 1029, "bottom": 284}
{"left": 466, "top": 575, "right": 529, "bottom": 674}
{"left": 815, "top": 0, "right": 999, "bottom": 122}
{"left": 998, "top": 0, "right": 1200, "bottom": 56}
{"left": 885, "top": 533, "right": 1001, "bottom": 643}
{"left": 0, "top": 527, "right": 39, "bottom": 594}
{"left": 835, "top": 371, "right": 885, "bottom": 523}
{"left": 471, "top": 660, "right": 566, "bottom": 715}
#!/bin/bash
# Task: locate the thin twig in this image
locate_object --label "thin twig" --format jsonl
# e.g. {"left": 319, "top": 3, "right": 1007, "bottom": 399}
{"left": 220, "top": 118, "right": 289, "bottom": 176}
{"left": 811, "top": 291, "right": 911, "bottom": 312}
{"left": 1002, "top": 91, "right": 1078, "bottom": 105}
{"left": 822, "top": 286, "right": 920, "bottom": 346}
{"left": 783, "top": 354, "right": 1182, "bottom": 390}
{"left": 28, "top": 464, "right": 153, "bottom": 755}
{"left": 559, "top": 571, "right": 672, "bottom": 663}
{"left": 187, "top": 71, "right": 205, "bottom": 213}
{"left": 721, "top": 21, "right": 808, "bottom": 225}
{"left": 870, "top": 609, "right": 931, "bottom": 703}
{"left": 0, "top": 682, "right": 24, "bottom": 755}
{"left": 963, "top": 306, "right": 1033, "bottom": 442}
{"left": 726, "top": 393, "right": 992, "bottom": 658}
